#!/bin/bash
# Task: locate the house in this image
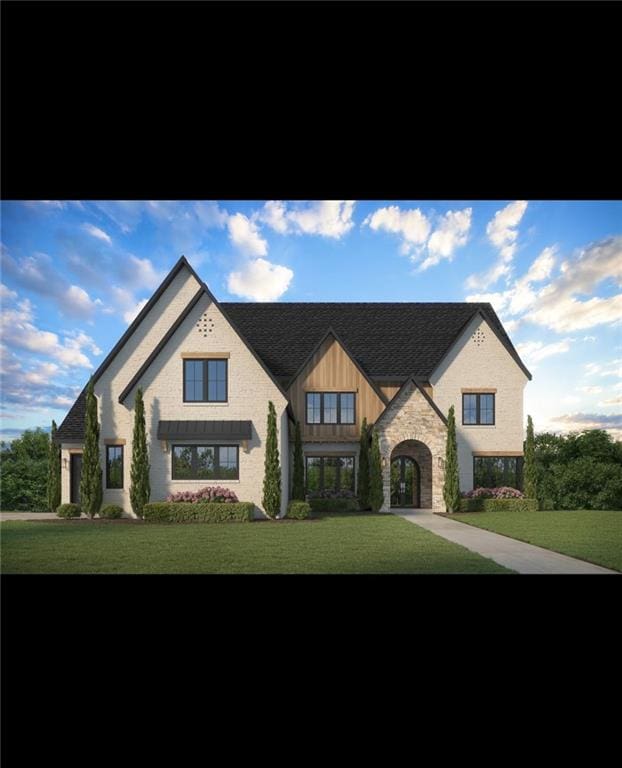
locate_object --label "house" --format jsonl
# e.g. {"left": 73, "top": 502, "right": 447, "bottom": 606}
{"left": 55, "top": 256, "right": 532, "bottom": 517}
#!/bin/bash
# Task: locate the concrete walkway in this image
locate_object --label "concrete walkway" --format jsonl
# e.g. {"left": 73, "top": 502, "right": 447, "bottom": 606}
{"left": 1, "top": 512, "right": 61, "bottom": 521}
{"left": 393, "top": 508, "right": 618, "bottom": 574}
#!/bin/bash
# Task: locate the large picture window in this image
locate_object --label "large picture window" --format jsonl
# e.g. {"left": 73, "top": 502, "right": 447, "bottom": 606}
{"left": 305, "top": 456, "right": 355, "bottom": 492}
{"left": 106, "top": 445, "right": 124, "bottom": 489}
{"left": 305, "top": 392, "right": 356, "bottom": 425}
{"left": 183, "top": 359, "right": 228, "bottom": 402}
{"left": 462, "top": 393, "right": 495, "bottom": 425}
{"left": 473, "top": 456, "right": 523, "bottom": 490}
{"left": 172, "top": 444, "right": 239, "bottom": 480}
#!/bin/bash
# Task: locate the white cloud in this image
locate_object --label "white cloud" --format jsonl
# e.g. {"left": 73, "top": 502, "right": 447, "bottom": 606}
{"left": 259, "top": 200, "right": 356, "bottom": 238}
{"left": 420, "top": 208, "right": 472, "bottom": 270}
{"left": 599, "top": 395, "right": 622, "bottom": 406}
{"left": 466, "top": 200, "right": 528, "bottom": 290}
{"left": 64, "top": 331, "right": 102, "bottom": 356}
{"left": 583, "top": 335, "right": 597, "bottom": 342}
{"left": 516, "top": 338, "right": 571, "bottom": 365}
{"left": 227, "top": 257, "right": 293, "bottom": 302}
{"left": 0, "top": 283, "right": 17, "bottom": 301}
{"left": 83, "top": 223, "right": 112, "bottom": 245}
{"left": 123, "top": 256, "right": 164, "bottom": 290}
{"left": 578, "top": 385, "right": 603, "bottom": 394}
{"left": 65, "top": 285, "right": 102, "bottom": 318}
{"left": 194, "top": 201, "right": 228, "bottom": 229}
{"left": 549, "top": 412, "right": 622, "bottom": 440}
{"left": 584, "top": 362, "right": 602, "bottom": 375}
{"left": 363, "top": 205, "right": 431, "bottom": 256}
{"left": 562, "top": 395, "right": 581, "bottom": 404}
{"left": 227, "top": 213, "right": 268, "bottom": 257}
{"left": 123, "top": 298, "right": 148, "bottom": 325}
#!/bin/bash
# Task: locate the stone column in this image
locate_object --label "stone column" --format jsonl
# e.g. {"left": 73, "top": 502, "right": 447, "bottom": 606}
{"left": 379, "top": 435, "right": 391, "bottom": 512}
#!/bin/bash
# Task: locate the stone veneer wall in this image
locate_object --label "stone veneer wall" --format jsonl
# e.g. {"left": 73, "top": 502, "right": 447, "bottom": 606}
{"left": 390, "top": 441, "right": 433, "bottom": 508}
{"left": 375, "top": 381, "right": 447, "bottom": 511}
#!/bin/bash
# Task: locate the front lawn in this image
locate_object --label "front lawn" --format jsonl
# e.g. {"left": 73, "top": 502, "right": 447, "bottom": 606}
{"left": 450, "top": 509, "right": 622, "bottom": 573}
{"left": 0, "top": 514, "right": 511, "bottom": 574}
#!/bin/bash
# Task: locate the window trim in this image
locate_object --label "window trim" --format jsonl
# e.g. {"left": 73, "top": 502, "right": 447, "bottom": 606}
{"left": 305, "top": 392, "right": 357, "bottom": 425}
{"left": 105, "top": 444, "right": 124, "bottom": 489}
{"left": 182, "top": 358, "right": 228, "bottom": 403}
{"left": 462, "top": 392, "right": 495, "bottom": 425}
{"left": 304, "top": 455, "right": 356, "bottom": 492}
{"left": 171, "top": 443, "right": 239, "bottom": 480}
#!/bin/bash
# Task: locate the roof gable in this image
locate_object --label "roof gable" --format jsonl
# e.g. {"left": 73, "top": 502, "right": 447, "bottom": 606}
{"left": 375, "top": 377, "right": 448, "bottom": 428}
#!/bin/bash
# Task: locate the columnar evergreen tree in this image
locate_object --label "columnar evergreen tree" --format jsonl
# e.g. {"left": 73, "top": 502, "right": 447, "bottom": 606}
{"left": 130, "top": 387, "right": 150, "bottom": 519}
{"left": 369, "top": 428, "right": 384, "bottom": 513}
{"left": 291, "top": 420, "right": 305, "bottom": 500}
{"left": 46, "top": 420, "right": 61, "bottom": 513}
{"left": 523, "top": 415, "right": 537, "bottom": 500}
{"left": 443, "top": 404, "right": 460, "bottom": 513}
{"left": 357, "top": 417, "right": 370, "bottom": 510}
{"left": 262, "top": 400, "right": 281, "bottom": 518}
{"left": 80, "top": 378, "right": 103, "bottom": 519}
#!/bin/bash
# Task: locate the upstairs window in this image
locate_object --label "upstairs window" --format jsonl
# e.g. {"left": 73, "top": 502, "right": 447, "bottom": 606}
{"left": 305, "top": 392, "right": 356, "bottom": 425}
{"left": 462, "top": 393, "right": 495, "bottom": 425}
{"left": 183, "top": 359, "right": 228, "bottom": 402}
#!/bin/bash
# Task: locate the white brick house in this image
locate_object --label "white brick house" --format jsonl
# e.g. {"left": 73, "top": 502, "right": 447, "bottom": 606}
{"left": 56, "top": 256, "right": 532, "bottom": 516}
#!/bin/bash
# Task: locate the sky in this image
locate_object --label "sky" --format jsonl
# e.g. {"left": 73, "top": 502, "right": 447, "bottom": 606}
{"left": 1, "top": 200, "right": 621, "bottom": 442}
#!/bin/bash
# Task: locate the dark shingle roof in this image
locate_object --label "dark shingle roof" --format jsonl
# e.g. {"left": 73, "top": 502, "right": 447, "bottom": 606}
{"left": 55, "top": 301, "right": 530, "bottom": 443}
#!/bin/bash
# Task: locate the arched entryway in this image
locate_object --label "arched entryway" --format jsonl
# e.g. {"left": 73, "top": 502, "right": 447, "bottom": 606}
{"left": 390, "top": 455, "right": 420, "bottom": 508}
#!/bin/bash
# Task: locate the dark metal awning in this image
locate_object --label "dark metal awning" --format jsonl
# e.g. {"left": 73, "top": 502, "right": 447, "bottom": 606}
{"left": 157, "top": 420, "right": 253, "bottom": 441}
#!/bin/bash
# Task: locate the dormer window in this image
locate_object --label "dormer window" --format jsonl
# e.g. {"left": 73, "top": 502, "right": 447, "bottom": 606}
{"left": 183, "top": 359, "right": 228, "bottom": 402}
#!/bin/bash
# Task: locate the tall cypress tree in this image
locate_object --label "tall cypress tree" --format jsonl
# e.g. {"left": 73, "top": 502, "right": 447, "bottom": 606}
{"left": 262, "top": 400, "right": 281, "bottom": 518}
{"left": 46, "top": 420, "right": 61, "bottom": 513}
{"left": 369, "top": 428, "right": 384, "bottom": 513}
{"left": 357, "top": 417, "right": 370, "bottom": 510}
{"left": 443, "top": 404, "right": 460, "bottom": 513}
{"left": 80, "top": 378, "right": 103, "bottom": 518}
{"left": 523, "top": 414, "right": 537, "bottom": 500}
{"left": 130, "top": 387, "right": 150, "bottom": 519}
{"left": 291, "top": 420, "right": 305, "bottom": 500}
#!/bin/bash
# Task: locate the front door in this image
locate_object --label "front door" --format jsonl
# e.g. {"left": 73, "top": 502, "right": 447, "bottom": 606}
{"left": 390, "top": 456, "right": 420, "bottom": 508}
{"left": 70, "top": 453, "right": 82, "bottom": 504}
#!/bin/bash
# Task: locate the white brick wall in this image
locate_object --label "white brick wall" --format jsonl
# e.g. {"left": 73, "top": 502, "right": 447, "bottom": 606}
{"left": 430, "top": 314, "right": 529, "bottom": 491}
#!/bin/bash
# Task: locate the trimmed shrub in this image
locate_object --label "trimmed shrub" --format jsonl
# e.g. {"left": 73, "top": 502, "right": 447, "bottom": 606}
{"left": 167, "top": 486, "right": 239, "bottom": 503}
{"left": 308, "top": 497, "right": 360, "bottom": 514}
{"left": 143, "top": 501, "right": 254, "bottom": 523}
{"left": 57, "top": 503, "right": 82, "bottom": 518}
{"left": 462, "top": 486, "right": 524, "bottom": 499}
{"left": 286, "top": 500, "right": 312, "bottom": 519}
{"left": 459, "top": 498, "right": 539, "bottom": 513}
{"left": 100, "top": 504, "right": 123, "bottom": 519}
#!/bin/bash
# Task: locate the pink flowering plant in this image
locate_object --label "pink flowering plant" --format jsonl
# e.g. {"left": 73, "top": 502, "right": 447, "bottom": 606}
{"left": 166, "top": 486, "right": 239, "bottom": 503}
{"left": 461, "top": 486, "right": 524, "bottom": 499}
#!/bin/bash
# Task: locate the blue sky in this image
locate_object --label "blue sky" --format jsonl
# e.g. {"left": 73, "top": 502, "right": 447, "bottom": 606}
{"left": 1, "top": 200, "right": 621, "bottom": 441}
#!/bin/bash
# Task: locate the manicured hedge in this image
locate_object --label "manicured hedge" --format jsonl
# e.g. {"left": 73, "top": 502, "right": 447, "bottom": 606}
{"left": 143, "top": 501, "right": 254, "bottom": 523}
{"left": 308, "top": 497, "right": 360, "bottom": 513}
{"left": 100, "top": 504, "right": 124, "bottom": 519}
{"left": 56, "top": 503, "right": 82, "bottom": 518}
{"left": 286, "top": 500, "right": 312, "bottom": 519}
{"left": 459, "top": 498, "right": 539, "bottom": 513}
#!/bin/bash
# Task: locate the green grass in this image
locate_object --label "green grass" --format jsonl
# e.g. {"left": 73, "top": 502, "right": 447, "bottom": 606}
{"left": 0, "top": 514, "right": 511, "bottom": 574}
{"left": 450, "top": 509, "right": 622, "bottom": 573}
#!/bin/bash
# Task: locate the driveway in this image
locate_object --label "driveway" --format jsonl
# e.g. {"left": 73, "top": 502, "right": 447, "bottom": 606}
{"left": 393, "top": 508, "right": 617, "bottom": 574}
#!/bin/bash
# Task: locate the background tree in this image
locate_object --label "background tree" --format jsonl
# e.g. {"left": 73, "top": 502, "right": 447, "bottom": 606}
{"left": 523, "top": 415, "right": 537, "bottom": 500}
{"left": 0, "top": 428, "right": 49, "bottom": 512}
{"left": 130, "top": 387, "right": 150, "bottom": 519}
{"left": 47, "top": 420, "right": 61, "bottom": 512}
{"left": 443, "top": 405, "right": 460, "bottom": 513}
{"left": 357, "top": 417, "right": 370, "bottom": 510}
{"left": 369, "top": 428, "right": 384, "bottom": 513}
{"left": 80, "top": 378, "right": 103, "bottom": 519}
{"left": 291, "top": 420, "right": 305, "bottom": 500}
{"left": 262, "top": 400, "right": 281, "bottom": 518}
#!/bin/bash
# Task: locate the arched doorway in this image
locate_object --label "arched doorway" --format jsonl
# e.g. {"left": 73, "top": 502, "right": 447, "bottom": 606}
{"left": 390, "top": 455, "right": 421, "bottom": 508}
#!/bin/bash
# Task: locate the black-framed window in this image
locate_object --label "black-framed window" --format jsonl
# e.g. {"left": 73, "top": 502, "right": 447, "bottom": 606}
{"left": 473, "top": 456, "right": 523, "bottom": 490}
{"left": 305, "top": 456, "right": 355, "bottom": 492}
{"left": 305, "top": 392, "right": 356, "bottom": 425}
{"left": 462, "top": 393, "right": 495, "bottom": 425}
{"left": 106, "top": 445, "right": 124, "bottom": 489}
{"left": 183, "top": 359, "right": 228, "bottom": 402}
{"left": 172, "top": 444, "right": 239, "bottom": 480}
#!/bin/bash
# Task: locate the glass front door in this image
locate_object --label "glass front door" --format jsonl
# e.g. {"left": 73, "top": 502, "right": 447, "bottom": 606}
{"left": 390, "top": 456, "right": 419, "bottom": 508}
{"left": 70, "top": 453, "right": 82, "bottom": 504}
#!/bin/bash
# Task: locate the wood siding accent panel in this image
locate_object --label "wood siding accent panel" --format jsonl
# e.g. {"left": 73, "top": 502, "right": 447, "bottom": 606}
{"left": 288, "top": 336, "right": 386, "bottom": 440}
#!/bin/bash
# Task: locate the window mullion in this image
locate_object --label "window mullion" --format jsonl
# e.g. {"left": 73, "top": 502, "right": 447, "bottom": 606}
{"left": 476, "top": 395, "right": 480, "bottom": 425}
{"left": 203, "top": 360, "right": 209, "bottom": 402}
{"left": 320, "top": 393, "right": 324, "bottom": 425}
{"left": 337, "top": 394, "right": 341, "bottom": 425}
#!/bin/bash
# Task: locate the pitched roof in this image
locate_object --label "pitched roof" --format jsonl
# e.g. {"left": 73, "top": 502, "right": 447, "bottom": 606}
{"left": 221, "top": 302, "right": 531, "bottom": 381}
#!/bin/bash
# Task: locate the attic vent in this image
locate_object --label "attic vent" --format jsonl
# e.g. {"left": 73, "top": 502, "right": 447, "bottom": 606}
{"left": 196, "top": 313, "right": 215, "bottom": 337}
{"left": 472, "top": 328, "right": 486, "bottom": 347}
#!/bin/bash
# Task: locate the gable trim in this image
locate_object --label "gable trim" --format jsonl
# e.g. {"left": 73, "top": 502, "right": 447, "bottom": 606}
{"left": 285, "top": 326, "right": 389, "bottom": 406}
{"left": 374, "top": 376, "right": 448, "bottom": 428}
